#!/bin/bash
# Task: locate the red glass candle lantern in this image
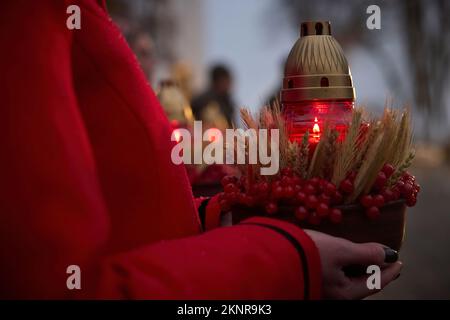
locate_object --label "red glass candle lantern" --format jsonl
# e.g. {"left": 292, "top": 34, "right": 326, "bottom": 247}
{"left": 281, "top": 21, "right": 356, "bottom": 144}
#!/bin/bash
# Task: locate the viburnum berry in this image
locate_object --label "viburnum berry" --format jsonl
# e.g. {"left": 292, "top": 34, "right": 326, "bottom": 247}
{"left": 308, "top": 212, "right": 321, "bottom": 225}
{"left": 296, "top": 191, "right": 307, "bottom": 204}
{"left": 281, "top": 175, "right": 293, "bottom": 187}
{"left": 382, "top": 163, "right": 395, "bottom": 178}
{"left": 272, "top": 185, "right": 284, "bottom": 199}
{"left": 283, "top": 185, "right": 295, "bottom": 198}
{"left": 373, "top": 194, "right": 385, "bottom": 207}
{"left": 306, "top": 195, "right": 319, "bottom": 209}
{"left": 238, "top": 192, "right": 246, "bottom": 203}
{"left": 360, "top": 195, "right": 373, "bottom": 208}
{"left": 265, "top": 202, "right": 278, "bottom": 215}
{"left": 243, "top": 195, "right": 254, "bottom": 206}
{"left": 332, "top": 191, "right": 344, "bottom": 205}
{"left": 402, "top": 172, "right": 415, "bottom": 183}
{"left": 310, "top": 177, "right": 320, "bottom": 187}
{"left": 340, "top": 179, "right": 354, "bottom": 194}
{"left": 295, "top": 206, "right": 309, "bottom": 221}
{"left": 316, "top": 203, "right": 329, "bottom": 218}
{"left": 406, "top": 195, "right": 417, "bottom": 207}
{"left": 224, "top": 183, "right": 238, "bottom": 194}
{"left": 281, "top": 167, "right": 293, "bottom": 177}
{"left": 318, "top": 194, "right": 331, "bottom": 205}
{"left": 402, "top": 183, "right": 414, "bottom": 197}
{"left": 248, "top": 185, "right": 259, "bottom": 195}
{"left": 329, "top": 208, "right": 343, "bottom": 224}
{"left": 292, "top": 176, "right": 301, "bottom": 186}
{"left": 272, "top": 179, "right": 281, "bottom": 187}
{"left": 239, "top": 176, "right": 248, "bottom": 187}
{"left": 374, "top": 172, "right": 387, "bottom": 190}
{"left": 221, "top": 175, "right": 237, "bottom": 187}
{"left": 316, "top": 182, "right": 325, "bottom": 194}
{"left": 257, "top": 182, "right": 270, "bottom": 195}
{"left": 324, "top": 182, "right": 337, "bottom": 196}
{"left": 304, "top": 183, "right": 316, "bottom": 195}
{"left": 381, "top": 188, "right": 394, "bottom": 202}
{"left": 366, "top": 206, "right": 380, "bottom": 220}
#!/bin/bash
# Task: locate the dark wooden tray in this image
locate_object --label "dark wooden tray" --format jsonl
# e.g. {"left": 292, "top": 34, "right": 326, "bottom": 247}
{"left": 231, "top": 200, "right": 407, "bottom": 251}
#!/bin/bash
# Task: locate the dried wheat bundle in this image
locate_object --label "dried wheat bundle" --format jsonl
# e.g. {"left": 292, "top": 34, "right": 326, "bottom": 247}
{"left": 236, "top": 104, "right": 415, "bottom": 203}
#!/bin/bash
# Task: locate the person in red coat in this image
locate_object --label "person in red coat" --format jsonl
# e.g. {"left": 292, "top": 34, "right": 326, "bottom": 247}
{"left": 0, "top": 0, "right": 402, "bottom": 299}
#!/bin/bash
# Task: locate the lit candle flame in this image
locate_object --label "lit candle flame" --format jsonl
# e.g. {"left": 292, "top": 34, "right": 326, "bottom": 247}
{"left": 313, "top": 117, "right": 320, "bottom": 134}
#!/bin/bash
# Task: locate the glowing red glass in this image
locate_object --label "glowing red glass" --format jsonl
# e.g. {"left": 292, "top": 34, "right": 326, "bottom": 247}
{"left": 283, "top": 99, "right": 354, "bottom": 144}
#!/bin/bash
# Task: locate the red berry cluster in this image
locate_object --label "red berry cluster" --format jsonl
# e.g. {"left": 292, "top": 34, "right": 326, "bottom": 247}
{"left": 358, "top": 163, "right": 420, "bottom": 219}
{"left": 218, "top": 163, "right": 420, "bottom": 225}
{"left": 220, "top": 167, "right": 348, "bottom": 225}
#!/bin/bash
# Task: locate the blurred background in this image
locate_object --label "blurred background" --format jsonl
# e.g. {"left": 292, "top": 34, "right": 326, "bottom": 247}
{"left": 107, "top": 0, "right": 450, "bottom": 299}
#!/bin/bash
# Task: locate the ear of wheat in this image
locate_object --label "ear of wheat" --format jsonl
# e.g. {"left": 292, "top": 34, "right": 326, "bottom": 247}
{"left": 331, "top": 109, "right": 363, "bottom": 186}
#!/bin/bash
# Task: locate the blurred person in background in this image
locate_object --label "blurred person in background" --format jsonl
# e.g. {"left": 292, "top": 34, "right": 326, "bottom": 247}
{"left": 191, "top": 64, "right": 235, "bottom": 129}
{"left": 127, "top": 29, "right": 155, "bottom": 84}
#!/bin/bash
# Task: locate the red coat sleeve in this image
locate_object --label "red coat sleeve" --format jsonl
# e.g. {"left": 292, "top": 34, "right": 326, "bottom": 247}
{"left": 0, "top": 0, "right": 321, "bottom": 299}
{"left": 89, "top": 217, "right": 321, "bottom": 299}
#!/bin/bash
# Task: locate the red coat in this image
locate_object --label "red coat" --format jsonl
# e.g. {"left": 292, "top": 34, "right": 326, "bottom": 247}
{"left": 0, "top": 0, "right": 321, "bottom": 299}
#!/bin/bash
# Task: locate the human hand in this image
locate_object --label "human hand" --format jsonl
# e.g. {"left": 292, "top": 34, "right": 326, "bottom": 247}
{"left": 305, "top": 230, "right": 402, "bottom": 300}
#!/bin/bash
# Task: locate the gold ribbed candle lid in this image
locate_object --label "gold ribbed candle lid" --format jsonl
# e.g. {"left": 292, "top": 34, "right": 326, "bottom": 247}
{"left": 281, "top": 21, "right": 355, "bottom": 102}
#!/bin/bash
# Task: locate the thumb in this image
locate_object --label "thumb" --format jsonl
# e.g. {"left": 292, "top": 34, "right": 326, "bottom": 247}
{"left": 339, "top": 242, "right": 398, "bottom": 267}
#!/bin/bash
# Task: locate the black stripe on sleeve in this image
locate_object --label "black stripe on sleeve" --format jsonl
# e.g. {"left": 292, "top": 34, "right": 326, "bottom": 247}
{"left": 197, "top": 198, "right": 211, "bottom": 231}
{"left": 239, "top": 222, "right": 310, "bottom": 300}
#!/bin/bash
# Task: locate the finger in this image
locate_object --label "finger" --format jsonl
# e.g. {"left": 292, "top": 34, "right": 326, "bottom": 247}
{"left": 338, "top": 242, "right": 398, "bottom": 267}
{"left": 379, "top": 261, "right": 403, "bottom": 288}
{"left": 344, "top": 261, "right": 403, "bottom": 300}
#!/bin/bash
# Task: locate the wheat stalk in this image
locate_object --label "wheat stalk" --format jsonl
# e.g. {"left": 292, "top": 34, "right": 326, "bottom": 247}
{"left": 308, "top": 123, "right": 333, "bottom": 178}
{"left": 240, "top": 108, "right": 258, "bottom": 130}
{"left": 389, "top": 150, "right": 415, "bottom": 185}
{"left": 348, "top": 130, "right": 385, "bottom": 202}
{"left": 323, "top": 129, "right": 339, "bottom": 180}
{"left": 331, "top": 109, "right": 363, "bottom": 185}
{"left": 348, "top": 107, "right": 412, "bottom": 201}
{"left": 298, "top": 131, "right": 310, "bottom": 179}
{"left": 392, "top": 108, "right": 413, "bottom": 167}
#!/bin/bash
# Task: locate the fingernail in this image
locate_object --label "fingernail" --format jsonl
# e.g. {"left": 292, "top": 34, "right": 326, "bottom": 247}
{"left": 384, "top": 248, "right": 398, "bottom": 263}
{"left": 394, "top": 273, "right": 401, "bottom": 280}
